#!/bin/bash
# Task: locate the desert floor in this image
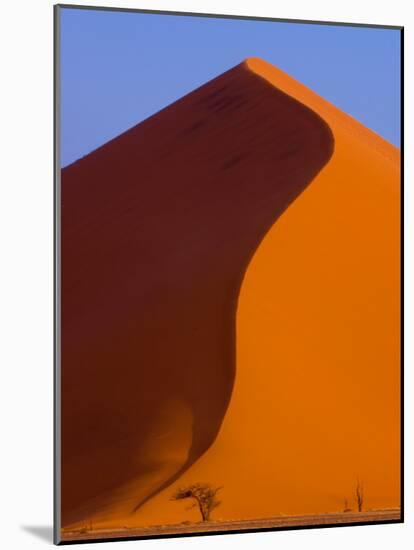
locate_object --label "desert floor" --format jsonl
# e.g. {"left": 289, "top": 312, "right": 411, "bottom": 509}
{"left": 61, "top": 509, "right": 401, "bottom": 542}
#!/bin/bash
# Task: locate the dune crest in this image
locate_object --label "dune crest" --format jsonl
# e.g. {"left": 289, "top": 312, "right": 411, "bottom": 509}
{"left": 246, "top": 57, "right": 399, "bottom": 164}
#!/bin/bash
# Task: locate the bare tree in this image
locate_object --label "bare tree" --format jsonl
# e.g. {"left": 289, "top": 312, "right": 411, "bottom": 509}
{"left": 355, "top": 479, "right": 364, "bottom": 512}
{"left": 171, "top": 483, "right": 222, "bottom": 522}
{"left": 343, "top": 498, "right": 352, "bottom": 512}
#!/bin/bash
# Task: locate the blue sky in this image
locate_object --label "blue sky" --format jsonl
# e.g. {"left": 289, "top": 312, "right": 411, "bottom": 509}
{"left": 60, "top": 8, "right": 401, "bottom": 167}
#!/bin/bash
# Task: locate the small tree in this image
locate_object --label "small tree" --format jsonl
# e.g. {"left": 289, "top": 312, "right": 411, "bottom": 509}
{"left": 171, "top": 483, "right": 222, "bottom": 522}
{"left": 355, "top": 479, "right": 364, "bottom": 512}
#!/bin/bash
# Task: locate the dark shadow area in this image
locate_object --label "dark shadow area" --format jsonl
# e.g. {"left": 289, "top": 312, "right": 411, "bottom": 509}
{"left": 21, "top": 525, "right": 53, "bottom": 543}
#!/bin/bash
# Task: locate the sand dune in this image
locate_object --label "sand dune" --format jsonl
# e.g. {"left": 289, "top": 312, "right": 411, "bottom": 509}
{"left": 123, "top": 59, "right": 399, "bottom": 529}
{"left": 61, "top": 59, "right": 334, "bottom": 528}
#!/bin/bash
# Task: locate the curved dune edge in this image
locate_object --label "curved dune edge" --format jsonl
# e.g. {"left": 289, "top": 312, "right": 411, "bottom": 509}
{"left": 246, "top": 57, "right": 399, "bottom": 165}
{"left": 61, "top": 59, "right": 334, "bottom": 528}
{"left": 96, "top": 57, "right": 400, "bottom": 529}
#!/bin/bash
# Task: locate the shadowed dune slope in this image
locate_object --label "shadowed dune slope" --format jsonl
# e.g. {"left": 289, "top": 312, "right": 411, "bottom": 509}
{"left": 61, "top": 60, "right": 334, "bottom": 527}
{"left": 124, "top": 58, "right": 399, "bottom": 528}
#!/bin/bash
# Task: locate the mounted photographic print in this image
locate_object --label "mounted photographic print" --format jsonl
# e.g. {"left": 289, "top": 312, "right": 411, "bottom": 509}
{"left": 54, "top": 4, "right": 403, "bottom": 544}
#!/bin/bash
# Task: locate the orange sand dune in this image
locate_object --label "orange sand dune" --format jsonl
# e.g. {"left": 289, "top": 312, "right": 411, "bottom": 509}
{"left": 61, "top": 58, "right": 400, "bottom": 534}
{"left": 79, "top": 58, "right": 399, "bottom": 530}
{"left": 124, "top": 58, "right": 400, "bottom": 529}
{"left": 61, "top": 59, "right": 333, "bottom": 529}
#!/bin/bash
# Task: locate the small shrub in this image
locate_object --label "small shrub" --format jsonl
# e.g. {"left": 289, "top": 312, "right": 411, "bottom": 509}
{"left": 355, "top": 479, "right": 364, "bottom": 512}
{"left": 171, "top": 482, "right": 222, "bottom": 522}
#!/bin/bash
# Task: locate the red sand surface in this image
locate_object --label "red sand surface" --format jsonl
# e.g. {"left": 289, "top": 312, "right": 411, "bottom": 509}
{"left": 61, "top": 58, "right": 400, "bottom": 533}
